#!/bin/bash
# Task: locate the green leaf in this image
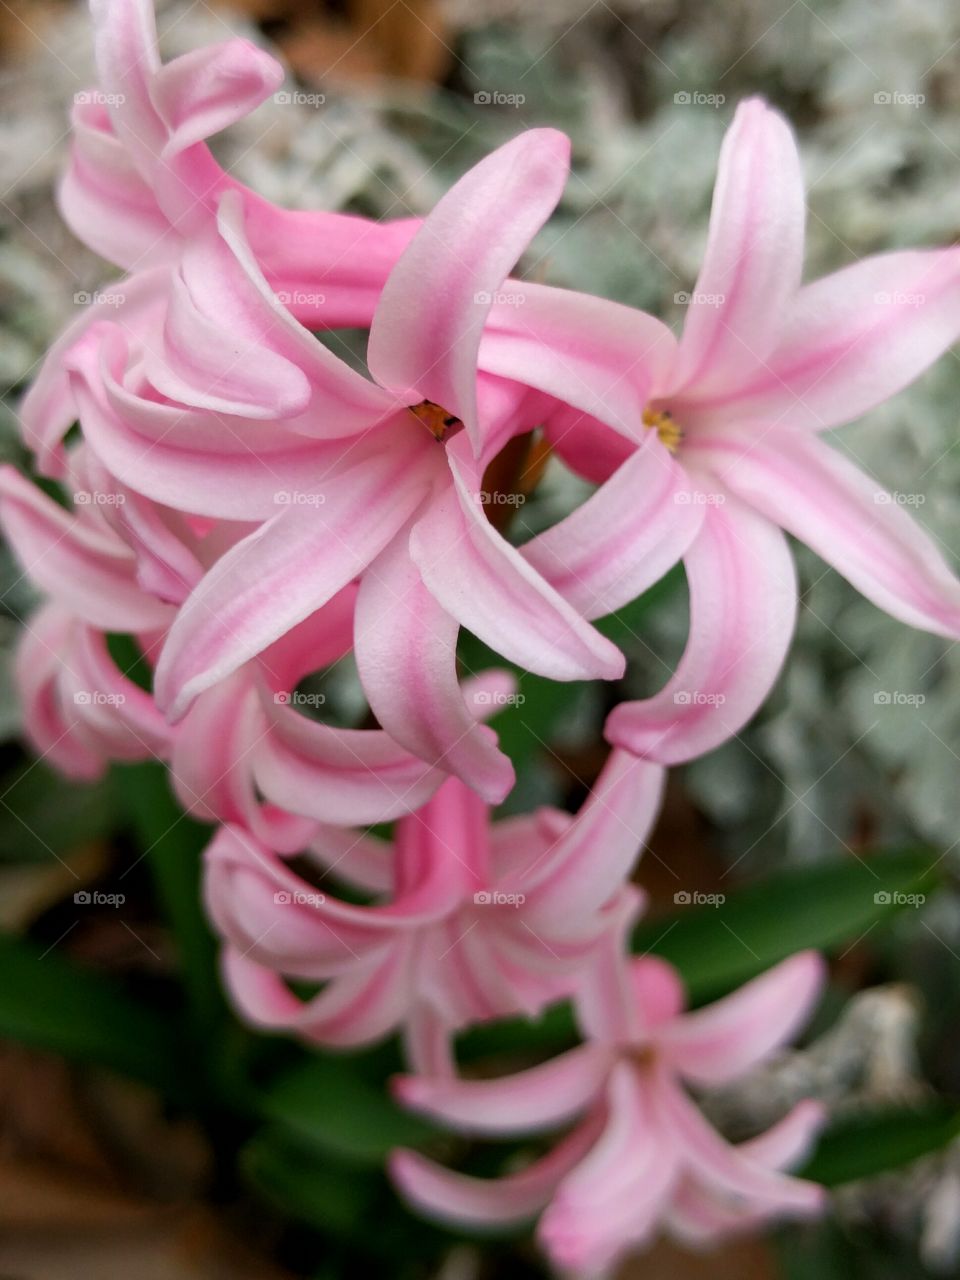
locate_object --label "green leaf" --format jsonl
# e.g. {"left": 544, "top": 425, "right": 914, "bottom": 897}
{"left": 260, "top": 1056, "right": 437, "bottom": 1167}
{"left": 0, "top": 931, "right": 189, "bottom": 1098}
{"left": 115, "top": 761, "right": 225, "bottom": 1032}
{"left": 800, "top": 1102, "right": 960, "bottom": 1187}
{"left": 634, "top": 848, "right": 941, "bottom": 1003}
{"left": 242, "top": 1127, "right": 378, "bottom": 1236}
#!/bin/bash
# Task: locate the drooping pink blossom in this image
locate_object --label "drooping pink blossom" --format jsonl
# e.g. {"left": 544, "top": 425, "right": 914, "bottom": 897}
{"left": 392, "top": 942, "right": 827, "bottom": 1278}
{"left": 205, "top": 751, "right": 663, "bottom": 1047}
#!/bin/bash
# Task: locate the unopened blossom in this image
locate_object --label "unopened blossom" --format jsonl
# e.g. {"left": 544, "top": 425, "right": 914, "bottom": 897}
{"left": 392, "top": 945, "right": 827, "bottom": 1278}
{"left": 205, "top": 751, "right": 663, "bottom": 1047}
{"left": 475, "top": 97, "right": 960, "bottom": 763}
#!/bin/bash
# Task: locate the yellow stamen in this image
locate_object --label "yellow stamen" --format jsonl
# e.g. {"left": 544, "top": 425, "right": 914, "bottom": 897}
{"left": 409, "top": 399, "right": 462, "bottom": 442}
{"left": 642, "top": 407, "right": 682, "bottom": 453}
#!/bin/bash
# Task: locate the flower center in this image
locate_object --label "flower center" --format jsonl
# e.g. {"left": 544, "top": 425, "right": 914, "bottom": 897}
{"left": 642, "top": 407, "right": 682, "bottom": 453}
{"left": 408, "top": 399, "right": 463, "bottom": 443}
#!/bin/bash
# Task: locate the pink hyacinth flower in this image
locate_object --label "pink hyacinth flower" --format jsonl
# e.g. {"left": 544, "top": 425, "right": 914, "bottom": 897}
{"left": 205, "top": 751, "right": 663, "bottom": 1047}
{"left": 475, "top": 97, "right": 960, "bottom": 764}
{"left": 59, "top": 126, "right": 625, "bottom": 801}
{"left": 392, "top": 947, "right": 827, "bottom": 1278}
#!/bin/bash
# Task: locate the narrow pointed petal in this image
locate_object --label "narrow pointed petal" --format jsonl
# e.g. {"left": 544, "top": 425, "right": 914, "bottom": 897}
{"left": 707, "top": 428, "right": 960, "bottom": 637}
{"left": 666, "top": 1078, "right": 826, "bottom": 1213}
{"left": 668, "top": 98, "right": 805, "bottom": 400}
{"left": 368, "top": 129, "right": 570, "bottom": 449}
{"left": 390, "top": 1121, "right": 598, "bottom": 1229}
{"left": 606, "top": 497, "right": 797, "bottom": 764}
{"left": 661, "top": 952, "right": 826, "bottom": 1086}
{"left": 519, "top": 751, "right": 664, "bottom": 921}
{"left": 738, "top": 1100, "right": 827, "bottom": 1170}
{"left": 355, "top": 528, "right": 515, "bottom": 804}
{"left": 522, "top": 434, "right": 704, "bottom": 620}
{"left": 709, "top": 248, "right": 960, "bottom": 431}
{"left": 222, "top": 946, "right": 413, "bottom": 1047}
{"left": 394, "top": 1044, "right": 611, "bottom": 1136}
{"left": 0, "top": 466, "right": 172, "bottom": 631}
{"left": 151, "top": 40, "right": 283, "bottom": 156}
{"left": 539, "top": 1065, "right": 679, "bottom": 1276}
{"left": 480, "top": 283, "right": 676, "bottom": 443}
{"left": 252, "top": 703, "right": 444, "bottom": 826}
{"left": 154, "top": 443, "right": 429, "bottom": 719}
{"left": 410, "top": 446, "right": 624, "bottom": 682}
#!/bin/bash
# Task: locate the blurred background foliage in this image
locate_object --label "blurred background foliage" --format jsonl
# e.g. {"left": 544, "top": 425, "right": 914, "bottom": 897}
{"left": 1, "top": 0, "right": 960, "bottom": 1277}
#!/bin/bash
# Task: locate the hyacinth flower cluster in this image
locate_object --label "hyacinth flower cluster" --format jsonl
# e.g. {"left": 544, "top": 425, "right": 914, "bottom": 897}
{"left": 5, "top": 1, "right": 960, "bottom": 1275}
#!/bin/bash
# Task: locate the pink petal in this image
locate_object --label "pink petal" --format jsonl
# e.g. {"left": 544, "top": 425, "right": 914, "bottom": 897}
{"left": 666, "top": 1076, "right": 826, "bottom": 1214}
{"left": 518, "top": 750, "right": 664, "bottom": 921}
{"left": 389, "top": 1120, "right": 599, "bottom": 1229}
{"left": 393, "top": 1043, "right": 612, "bottom": 1136}
{"left": 0, "top": 466, "right": 172, "bottom": 631}
{"left": 151, "top": 40, "right": 283, "bottom": 156}
{"left": 410, "top": 444, "right": 625, "bottom": 681}
{"left": 661, "top": 952, "right": 826, "bottom": 1086}
{"left": 737, "top": 1099, "right": 827, "bottom": 1170}
{"left": 251, "top": 699, "right": 444, "bottom": 827}
{"left": 539, "top": 1064, "right": 680, "bottom": 1275}
{"left": 706, "top": 428, "right": 960, "bottom": 637}
{"left": 480, "top": 282, "right": 676, "bottom": 443}
{"left": 222, "top": 945, "right": 414, "bottom": 1047}
{"left": 355, "top": 528, "right": 514, "bottom": 804}
{"left": 703, "top": 247, "right": 960, "bottom": 431}
{"left": 20, "top": 269, "right": 166, "bottom": 474}
{"left": 58, "top": 104, "right": 171, "bottom": 270}
{"left": 15, "top": 608, "right": 107, "bottom": 780}
{"left": 67, "top": 327, "right": 369, "bottom": 522}
{"left": 153, "top": 440, "right": 429, "bottom": 719}
{"left": 368, "top": 129, "right": 570, "bottom": 449}
{"left": 169, "top": 671, "right": 315, "bottom": 853}
{"left": 522, "top": 433, "right": 704, "bottom": 620}
{"left": 667, "top": 98, "right": 805, "bottom": 401}
{"left": 605, "top": 496, "right": 797, "bottom": 764}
